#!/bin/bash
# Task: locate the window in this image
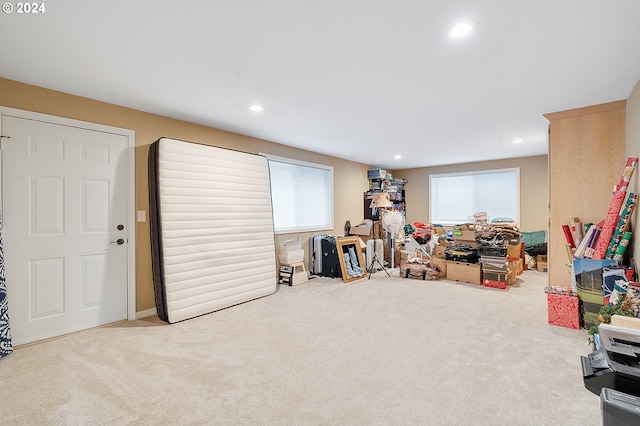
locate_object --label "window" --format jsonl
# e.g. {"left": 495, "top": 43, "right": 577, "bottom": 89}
{"left": 263, "top": 154, "right": 333, "bottom": 234}
{"left": 429, "top": 168, "right": 520, "bottom": 225}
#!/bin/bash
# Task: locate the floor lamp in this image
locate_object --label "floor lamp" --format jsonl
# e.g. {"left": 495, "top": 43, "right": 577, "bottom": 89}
{"left": 368, "top": 192, "right": 393, "bottom": 277}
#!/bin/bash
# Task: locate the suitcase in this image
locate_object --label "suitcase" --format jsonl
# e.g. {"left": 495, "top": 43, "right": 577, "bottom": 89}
{"left": 366, "top": 238, "right": 385, "bottom": 271}
{"left": 309, "top": 235, "right": 341, "bottom": 277}
{"left": 320, "top": 236, "right": 341, "bottom": 278}
{"left": 309, "top": 234, "right": 326, "bottom": 275}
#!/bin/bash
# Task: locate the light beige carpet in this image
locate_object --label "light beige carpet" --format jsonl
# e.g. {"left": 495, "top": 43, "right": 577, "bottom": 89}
{"left": 0, "top": 270, "right": 600, "bottom": 425}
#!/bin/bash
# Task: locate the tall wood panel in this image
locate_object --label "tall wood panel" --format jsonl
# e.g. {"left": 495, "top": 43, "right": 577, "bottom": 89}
{"left": 544, "top": 101, "right": 626, "bottom": 287}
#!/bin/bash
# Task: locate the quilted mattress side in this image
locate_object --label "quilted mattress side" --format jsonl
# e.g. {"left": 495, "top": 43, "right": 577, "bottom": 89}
{"left": 151, "top": 137, "right": 278, "bottom": 323}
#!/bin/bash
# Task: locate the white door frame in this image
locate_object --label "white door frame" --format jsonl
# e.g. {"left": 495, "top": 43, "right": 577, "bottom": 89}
{"left": 0, "top": 106, "right": 136, "bottom": 321}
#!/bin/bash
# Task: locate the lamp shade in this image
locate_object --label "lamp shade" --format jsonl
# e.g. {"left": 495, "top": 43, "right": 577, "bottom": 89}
{"left": 371, "top": 192, "right": 393, "bottom": 208}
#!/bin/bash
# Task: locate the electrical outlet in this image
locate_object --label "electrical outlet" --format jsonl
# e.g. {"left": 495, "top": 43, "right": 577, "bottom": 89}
{"left": 137, "top": 210, "right": 146, "bottom": 222}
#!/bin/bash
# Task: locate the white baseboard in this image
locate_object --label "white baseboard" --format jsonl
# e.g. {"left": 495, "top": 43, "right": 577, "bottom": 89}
{"left": 136, "top": 308, "right": 157, "bottom": 319}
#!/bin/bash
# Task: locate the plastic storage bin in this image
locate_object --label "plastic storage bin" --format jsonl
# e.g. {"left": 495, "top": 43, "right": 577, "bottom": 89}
{"left": 278, "top": 249, "right": 304, "bottom": 264}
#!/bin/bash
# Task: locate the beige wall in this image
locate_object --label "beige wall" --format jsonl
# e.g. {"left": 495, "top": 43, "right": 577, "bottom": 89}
{"left": 627, "top": 79, "right": 640, "bottom": 262}
{"left": 0, "top": 77, "right": 553, "bottom": 316}
{"left": 393, "top": 155, "right": 549, "bottom": 232}
{"left": 0, "top": 78, "right": 370, "bottom": 312}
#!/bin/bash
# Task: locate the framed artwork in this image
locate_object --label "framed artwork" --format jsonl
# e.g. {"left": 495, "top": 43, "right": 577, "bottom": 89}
{"left": 336, "top": 237, "right": 366, "bottom": 283}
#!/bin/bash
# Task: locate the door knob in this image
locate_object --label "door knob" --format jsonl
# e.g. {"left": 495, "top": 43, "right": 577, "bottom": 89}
{"left": 110, "top": 238, "right": 125, "bottom": 245}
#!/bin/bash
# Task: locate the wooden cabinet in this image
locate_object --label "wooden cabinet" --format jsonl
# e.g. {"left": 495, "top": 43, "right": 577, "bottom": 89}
{"left": 544, "top": 101, "right": 626, "bottom": 287}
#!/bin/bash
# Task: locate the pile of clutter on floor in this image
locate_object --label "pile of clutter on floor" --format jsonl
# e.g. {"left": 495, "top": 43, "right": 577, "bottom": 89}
{"left": 395, "top": 214, "right": 533, "bottom": 288}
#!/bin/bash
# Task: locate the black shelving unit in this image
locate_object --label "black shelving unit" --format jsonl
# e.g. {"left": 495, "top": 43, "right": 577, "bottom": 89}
{"left": 364, "top": 174, "right": 407, "bottom": 220}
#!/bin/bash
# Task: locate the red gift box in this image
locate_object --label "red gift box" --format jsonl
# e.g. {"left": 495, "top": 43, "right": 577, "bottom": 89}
{"left": 483, "top": 278, "right": 507, "bottom": 289}
{"left": 547, "top": 292, "right": 580, "bottom": 329}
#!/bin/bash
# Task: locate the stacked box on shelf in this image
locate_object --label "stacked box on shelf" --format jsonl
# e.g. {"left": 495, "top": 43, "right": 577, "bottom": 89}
{"left": 367, "top": 170, "right": 407, "bottom": 218}
{"left": 386, "top": 178, "right": 406, "bottom": 201}
{"left": 367, "top": 168, "right": 387, "bottom": 180}
{"left": 369, "top": 180, "right": 383, "bottom": 191}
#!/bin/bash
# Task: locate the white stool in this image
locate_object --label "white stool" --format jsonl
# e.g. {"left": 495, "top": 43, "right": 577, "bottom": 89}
{"left": 281, "top": 262, "right": 308, "bottom": 286}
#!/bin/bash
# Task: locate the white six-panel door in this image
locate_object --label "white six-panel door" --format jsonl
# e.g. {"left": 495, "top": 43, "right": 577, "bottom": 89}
{"left": 1, "top": 110, "right": 135, "bottom": 345}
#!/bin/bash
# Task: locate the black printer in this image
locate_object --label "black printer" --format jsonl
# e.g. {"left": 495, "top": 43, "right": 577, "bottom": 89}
{"left": 581, "top": 323, "right": 640, "bottom": 398}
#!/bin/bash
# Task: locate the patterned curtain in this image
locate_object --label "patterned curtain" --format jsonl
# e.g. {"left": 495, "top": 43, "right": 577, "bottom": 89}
{"left": 0, "top": 211, "right": 12, "bottom": 359}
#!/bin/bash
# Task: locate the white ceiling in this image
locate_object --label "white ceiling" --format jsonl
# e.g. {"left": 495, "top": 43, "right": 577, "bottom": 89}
{"left": 1, "top": 0, "right": 640, "bottom": 169}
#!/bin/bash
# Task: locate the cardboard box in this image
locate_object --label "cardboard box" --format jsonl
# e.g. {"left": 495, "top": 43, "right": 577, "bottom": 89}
{"left": 349, "top": 220, "right": 373, "bottom": 236}
{"left": 433, "top": 225, "right": 446, "bottom": 235}
{"left": 507, "top": 260, "right": 519, "bottom": 284}
{"left": 452, "top": 224, "right": 476, "bottom": 247}
{"left": 507, "top": 243, "right": 523, "bottom": 259}
{"left": 547, "top": 293, "right": 580, "bottom": 329}
{"left": 434, "top": 239, "right": 451, "bottom": 259}
{"left": 454, "top": 231, "right": 476, "bottom": 241}
{"left": 429, "top": 256, "right": 447, "bottom": 278}
{"left": 399, "top": 249, "right": 428, "bottom": 266}
{"left": 367, "top": 168, "right": 387, "bottom": 179}
{"left": 481, "top": 256, "right": 508, "bottom": 272}
{"left": 536, "top": 255, "right": 548, "bottom": 272}
{"left": 446, "top": 260, "right": 481, "bottom": 285}
{"left": 506, "top": 236, "right": 521, "bottom": 245}
{"left": 399, "top": 250, "right": 410, "bottom": 266}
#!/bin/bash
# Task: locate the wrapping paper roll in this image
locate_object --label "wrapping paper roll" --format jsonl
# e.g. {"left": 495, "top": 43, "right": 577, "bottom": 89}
{"left": 605, "top": 192, "right": 637, "bottom": 259}
{"left": 593, "top": 189, "right": 627, "bottom": 259}
{"left": 595, "top": 158, "right": 638, "bottom": 259}
{"left": 612, "top": 231, "right": 632, "bottom": 262}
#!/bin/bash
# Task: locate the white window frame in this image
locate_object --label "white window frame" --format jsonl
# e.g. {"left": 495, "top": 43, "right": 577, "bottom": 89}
{"left": 429, "top": 168, "right": 520, "bottom": 226}
{"left": 262, "top": 153, "right": 334, "bottom": 234}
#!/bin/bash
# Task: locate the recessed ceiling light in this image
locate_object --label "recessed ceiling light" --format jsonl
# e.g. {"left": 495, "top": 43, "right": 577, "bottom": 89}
{"left": 450, "top": 22, "right": 473, "bottom": 38}
{"left": 249, "top": 104, "right": 265, "bottom": 112}
{"left": 513, "top": 138, "right": 524, "bottom": 144}
{"left": 394, "top": 155, "right": 402, "bottom": 160}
